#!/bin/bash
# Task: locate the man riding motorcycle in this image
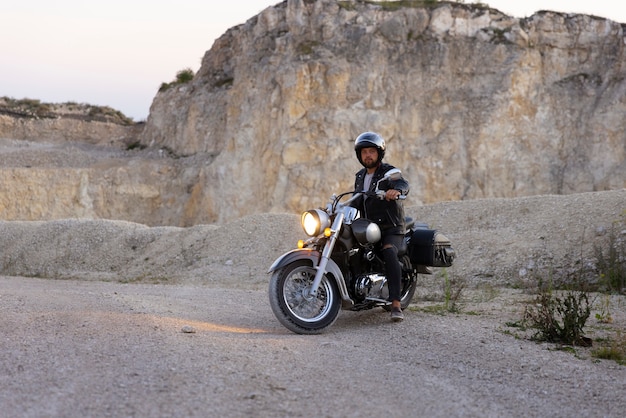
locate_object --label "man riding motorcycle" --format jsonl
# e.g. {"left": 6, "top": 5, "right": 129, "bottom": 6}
{"left": 350, "top": 132, "right": 409, "bottom": 322}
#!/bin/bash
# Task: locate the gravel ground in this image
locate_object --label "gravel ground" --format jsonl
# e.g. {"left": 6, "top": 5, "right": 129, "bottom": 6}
{"left": 1, "top": 189, "right": 625, "bottom": 417}
{"left": 1, "top": 276, "right": 625, "bottom": 418}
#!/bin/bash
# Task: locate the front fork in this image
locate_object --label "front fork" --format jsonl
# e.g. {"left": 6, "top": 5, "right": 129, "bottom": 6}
{"left": 308, "top": 212, "right": 345, "bottom": 297}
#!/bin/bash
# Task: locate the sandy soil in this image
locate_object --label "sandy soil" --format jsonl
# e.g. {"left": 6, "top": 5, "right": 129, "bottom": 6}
{"left": 1, "top": 189, "right": 626, "bottom": 417}
{"left": 1, "top": 276, "right": 625, "bottom": 417}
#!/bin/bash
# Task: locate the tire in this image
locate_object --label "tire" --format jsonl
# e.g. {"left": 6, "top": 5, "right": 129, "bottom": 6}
{"left": 384, "top": 255, "right": 418, "bottom": 311}
{"left": 269, "top": 260, "right": 341, "bottom": 334}
{"left": 398, "top": 275, "right": 418, "bottom": 309}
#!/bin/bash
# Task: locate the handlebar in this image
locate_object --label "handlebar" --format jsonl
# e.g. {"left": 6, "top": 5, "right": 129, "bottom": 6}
{"left": 375, "top": 190, "right": 406, "bottom": 200}
{"left": 331, "top": 190, "right": 405, "bottom": 212}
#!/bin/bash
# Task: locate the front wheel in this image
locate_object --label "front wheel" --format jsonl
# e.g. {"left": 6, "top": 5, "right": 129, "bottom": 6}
{"left": 269, "top": 260, "right": 341, "bottom": 334}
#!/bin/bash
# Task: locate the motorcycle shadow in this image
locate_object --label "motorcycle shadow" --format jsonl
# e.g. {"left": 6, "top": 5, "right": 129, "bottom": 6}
{"left": 263, "top": 308, "right": 400, "bottom": 336}
{"left": 331, "top": 307, "right": 399, "bottom": 331}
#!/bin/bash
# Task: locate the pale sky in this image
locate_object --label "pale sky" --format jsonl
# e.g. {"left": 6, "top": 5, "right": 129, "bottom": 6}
{"left": 1, "top": 1, "right": 624, "bottom": 121}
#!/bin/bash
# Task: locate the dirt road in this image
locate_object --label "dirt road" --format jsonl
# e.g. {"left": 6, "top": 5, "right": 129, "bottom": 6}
{"left": 1, "top": 275, "right": 624, "bottom": 417}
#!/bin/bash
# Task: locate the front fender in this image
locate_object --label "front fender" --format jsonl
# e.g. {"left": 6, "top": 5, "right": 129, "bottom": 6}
{"left": 268, "top": 249, "right": 352, "bottom": 305}
{"left": 267, "top": 248, "right": 320, "bottom": 273}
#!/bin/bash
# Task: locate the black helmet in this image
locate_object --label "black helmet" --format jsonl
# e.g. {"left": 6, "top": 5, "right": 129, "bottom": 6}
{"left": 354, "top": 131, "right": 385, "bottom": 166}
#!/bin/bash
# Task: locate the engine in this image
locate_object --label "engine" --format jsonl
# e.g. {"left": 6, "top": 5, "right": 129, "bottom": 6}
{"left": 353, "top": 273, "right": 389, "bottom": 302}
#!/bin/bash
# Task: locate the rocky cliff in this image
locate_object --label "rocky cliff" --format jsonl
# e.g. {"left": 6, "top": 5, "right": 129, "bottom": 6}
{"left": 138, "top": 0, "right": 626, "bottom": 224}
{"left": 1, "top": 0, "right": 625, "bottom": 226}
{"left": 0, "top": 98, "right": 139, "bottom": 145}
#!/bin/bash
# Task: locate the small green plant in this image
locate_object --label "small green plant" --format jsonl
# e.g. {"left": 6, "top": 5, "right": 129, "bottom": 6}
{"left": 175, "top": 68, "right": 194, "bottom": 84}
{"left": 594, "top": 214, "right": 626, "bottom": 293}
{"left": 592, "top": 332, "right": 626, "bottom": 365}
{"left": 337, "top": 1, "right": 356, "bottom": 10}
{"left": 511, "top": 213, "right": 625, "bottom": 355}
{"left": 441, "top": 269, "right": 465, "bottom": 313}
{"left": 159, "top": 68, "right": 195, "bottom": 92}
{"left": 523, "top": 280, "right": 592, "bottom": 346}
{"left": 87, "top": 105, "right": 133, "bottom": 125}
{"left": 595, "top": 294, "right": 613, "bottom": 323}
{"left": 365, "top": 0, "right": 439, "bottom": 10}
{"left": 505, "top": 320, "right": 525, "bottom": 329}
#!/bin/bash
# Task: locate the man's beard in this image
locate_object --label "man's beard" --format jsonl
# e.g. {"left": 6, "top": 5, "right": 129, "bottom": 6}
{"left": 363, "top": 159, "right": 378, "bottom": 169}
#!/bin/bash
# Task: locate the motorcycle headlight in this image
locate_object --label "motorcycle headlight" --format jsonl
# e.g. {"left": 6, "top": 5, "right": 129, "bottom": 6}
{"left": 301, "top": 209, "right": 330, "bottom": 237}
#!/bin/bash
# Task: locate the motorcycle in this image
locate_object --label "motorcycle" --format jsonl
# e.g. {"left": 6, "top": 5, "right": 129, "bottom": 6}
{"left": 268, "top": 168, "right": 456, "bottom": 334}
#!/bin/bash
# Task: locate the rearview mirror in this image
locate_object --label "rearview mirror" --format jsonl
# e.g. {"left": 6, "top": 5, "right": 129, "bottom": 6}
{"left": 382, "top": 168, "right": 402, "bottom": 181}
{"left": 374, "top": 168, "right": 403, "bottom": 199}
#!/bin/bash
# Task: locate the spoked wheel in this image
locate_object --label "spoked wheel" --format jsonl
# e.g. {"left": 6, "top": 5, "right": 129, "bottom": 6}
{"left": 269, "top": 260, "right": 341, "bottom": 334}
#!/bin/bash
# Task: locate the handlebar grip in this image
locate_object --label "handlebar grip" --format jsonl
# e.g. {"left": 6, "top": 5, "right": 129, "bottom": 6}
{"left": 376, "top": 192, "right": 406, "bottom": 200}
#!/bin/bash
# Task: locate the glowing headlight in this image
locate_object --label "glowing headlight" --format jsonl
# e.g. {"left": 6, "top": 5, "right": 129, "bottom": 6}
{"left": 301, "top": 209, "right": 330, "bottom": 237}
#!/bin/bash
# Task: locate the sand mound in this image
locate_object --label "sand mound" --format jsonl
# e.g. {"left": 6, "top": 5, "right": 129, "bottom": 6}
{"left": 1, "top": 189, "right": 624, "bottom": 288}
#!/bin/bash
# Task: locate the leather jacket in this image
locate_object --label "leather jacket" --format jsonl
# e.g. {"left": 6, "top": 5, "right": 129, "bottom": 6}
{"left": 351, "top": 163, "right": 409, "bottom": 233}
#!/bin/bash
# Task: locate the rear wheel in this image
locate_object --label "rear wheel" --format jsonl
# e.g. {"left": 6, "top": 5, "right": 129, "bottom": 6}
{"left": 384, "top": 255, "right": 418, "bottom": 311}
{"left": 269, "top": 260, "right": 341, "bottom": 334}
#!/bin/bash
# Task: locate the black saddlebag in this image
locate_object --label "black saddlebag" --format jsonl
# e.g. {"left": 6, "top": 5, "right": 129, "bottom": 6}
{"left": 408, "top": 227, "right": 455, "bottom": 267}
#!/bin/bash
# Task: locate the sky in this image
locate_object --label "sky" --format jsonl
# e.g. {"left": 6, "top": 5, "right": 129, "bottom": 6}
{"left": 2, "top": 1, "right": 625, "bottom": 121}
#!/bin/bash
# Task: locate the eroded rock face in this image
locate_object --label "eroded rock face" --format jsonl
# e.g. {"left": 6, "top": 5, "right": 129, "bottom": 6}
{"left": 1, "top": 1, "right": 625, "bottom": 226}
{"left": 140, "top": 0, "right": 626, "bottom": 224}
{"left": 0, "top": 140, "right": 210, "bottom": 226}
{"left": 0, "top": 114, "right": 140, "bottom": 146}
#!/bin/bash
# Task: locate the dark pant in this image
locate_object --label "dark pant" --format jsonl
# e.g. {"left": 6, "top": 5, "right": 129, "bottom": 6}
{"left": 381, "top": 233, "right": 404, "bottom": 302}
